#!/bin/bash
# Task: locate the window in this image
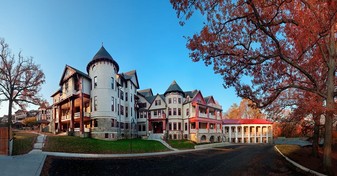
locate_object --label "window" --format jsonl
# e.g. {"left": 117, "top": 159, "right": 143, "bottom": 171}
{"left": 120, "top": 105, "right": 124, "bottom": 115}
{"left": 111, "top": 96, "right": 114, "bottom": 111}
{"left": 131, "top": 107, "right": 133, "bottom": 116}
{"left": 94, "top": 76, "right": 97, "bottom": 88}
{"left": 173, "top": 108, "right": 177, "bottom": 115}
{"left": 121, "top": 90, "right": 124, "bottom": 100}
{"left": 125, "top": 106, "right": 128, "bottom": 117}
{"left": 126, "top": 123, "right": 129, "bottom": 129}
{"left": 173, "top": 123, "right": 177, "bottom": 130}
{"left": 178, "top": 108, "right": 181, "bottom": 115}
{"left": 94, "top": 119, "right": 98, "bottom": 127}
{"left": 130, "top": 93, "right": 133, "bottom": 102}
{"left": 65, "top": 81, "right": 68, "bottom": 93}
{"left": 142, "top": 125, "right": 146, "bottom": 131}
{"left": 155, "top": 100, "right": 161, "bottom": 106}
{"left": 191, "top": 122, "right": 195, "bottom": 129}
{"left": 178, "top": 123, "right": 181, "bottom": 130}
{"left": 111, "top": 77, "right": 114, "bottom": 89}
{"left": 185, "top": 123, "right": 187, "bottom": 131}
{"left": 144, "top": 112, "right": 147, "bottom": 118}
{"left": 154, "top": 110, "right": 157, "bottom": 116}
{"left": 168, "top": 108, "right": 172, "bottom": 116}
{"left": 169, "top": 123, "right": 172, "bottom": 130}
{"left": 178, "top": 98, "right": 181, "bottom": 104}
{"left": 140, "top": 112, "right": 143, "bottom": 118}
{"left": 186, "top": 108, "right": 189, "bottom": 116}
{"left": 105, "top": 133, "right": 109, "bottom": 138}
{"left": 111, "top": 119, "right": 115, "bottom": 127}
{"left": 138, "top": 125, "right": 141, "bottom": 131}
{"left": 94, "top": 96, "right": 97, "bottom": 111}
{"left": 168, "top": 98, "right": 172, "bottom": 104}
{"left": 125, "top": 81, "right": 128, "bottom": 88}
{"left": 125, "top": 92, "right": 128, "bottom": 101}
{"left": 173, "top": 97, "right": 177, "bottom": 104}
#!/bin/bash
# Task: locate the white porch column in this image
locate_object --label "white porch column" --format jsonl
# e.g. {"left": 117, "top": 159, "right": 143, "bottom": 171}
{"left": 235, "top": 126, "right": 238, "bottom": 143}
{"left": 248, "top": 125, "right": 251, "bottom": 143}
{"left": 270, "top": 125, "right": 273, "bottom": 143}
{"left": 266, "top": 126, "right": 269, "bottom": 143}
{"left": 241, "top": 126, "right": 244, "bottom": 143}
{"left": 260, "top": 125, "right": 263, "bottom": 143}
{"left": 229, "top": 126, "right": 232, "bottom": 143}
{"left": 254, "top": 126, "right": 257, "bottom": 143}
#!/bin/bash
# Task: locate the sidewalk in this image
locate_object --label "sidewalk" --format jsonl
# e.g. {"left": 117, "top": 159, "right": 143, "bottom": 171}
{"left": 0, "top": 134, "right": 47, "bottom": 176}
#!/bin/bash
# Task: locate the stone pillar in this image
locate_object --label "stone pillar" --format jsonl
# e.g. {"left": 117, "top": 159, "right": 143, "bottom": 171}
{"left": 235, "top": 126, "right": 238, "bottom": 143}
{"left": 270, "top": 125, "right": 273, "bottom": 143}
{"left": 79, "top": 93, "right": 84, "bottom": 135}
{"left": 58, "top": 106, "right": 62, "bottom": 132}
{"left": 70, "top": 99, "right": 74, "bottom": 133}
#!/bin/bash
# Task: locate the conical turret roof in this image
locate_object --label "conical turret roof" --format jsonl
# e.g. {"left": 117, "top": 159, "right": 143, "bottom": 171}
{"left": 86, "top": 46, "right": 119, "bottom": 73}
{"left": 164, "top": 80, "right": 184, "bottom": 96}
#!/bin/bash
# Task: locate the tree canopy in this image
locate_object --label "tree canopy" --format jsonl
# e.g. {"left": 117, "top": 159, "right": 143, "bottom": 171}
{"left": 0, "top": 38, "right": 45, "bottom": 125}
{"left": 171, "top": 0, "right": 337, "bottom": 174}
{"left": 225, "top": 99, "right": 265, "bottom": 119}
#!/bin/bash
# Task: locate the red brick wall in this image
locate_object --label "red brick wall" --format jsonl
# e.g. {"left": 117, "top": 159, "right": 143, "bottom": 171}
{"left": 0, "top": 127, "right": 12, "bottom": 155}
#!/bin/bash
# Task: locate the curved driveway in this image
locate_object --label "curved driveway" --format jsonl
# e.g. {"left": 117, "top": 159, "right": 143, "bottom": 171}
{"left": 42, "top": 144, "right": 305, "bottom": 176}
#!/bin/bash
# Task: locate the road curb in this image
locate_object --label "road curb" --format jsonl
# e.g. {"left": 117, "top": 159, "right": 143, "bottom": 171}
{"left": 274, "top": 145, "right": 327, "bottom": 176}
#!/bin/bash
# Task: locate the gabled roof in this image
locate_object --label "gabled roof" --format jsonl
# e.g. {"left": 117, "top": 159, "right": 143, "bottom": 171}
{"left": 138, "top": 88, "right": 153, "bottom": 97}
{"left": 223, "top": 119, "right": 273, "bottom": 125}
{"left": 144, "top": 96, "right": 156, "bottom": 104}
{"left": 204, "top": 96, "right": 216, "bottom": 104}
{"left": 191, "top": 90, "right": 206, "bottom": 105}
{"left": 59, "top": 65, "right": 90, "bottom": 85}
{"left": 86, "top": 46, "right": 119, "bottom": 73}
{"left": 121, "top": 70, "right": 139, "bottom": 89}
{"left": 148, "top": 94, "right": 167, "bottom": 109}
{"left": 164, "top": 80, "right": 184, "bottom": 96}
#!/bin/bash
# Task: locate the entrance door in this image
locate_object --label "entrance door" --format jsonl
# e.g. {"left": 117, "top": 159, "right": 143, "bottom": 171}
{"left": 153, "top": 122, "right": 163, "bottom": 133}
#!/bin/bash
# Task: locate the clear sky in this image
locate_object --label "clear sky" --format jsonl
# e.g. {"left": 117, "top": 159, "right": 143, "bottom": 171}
{"left": 0, "top": 0, "right": 241, "bottom": 116}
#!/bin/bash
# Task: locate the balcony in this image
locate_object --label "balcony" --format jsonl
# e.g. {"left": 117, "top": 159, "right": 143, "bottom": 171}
{"left": 199, "top": 113, "right": 207, "bottom": 118}
{"left": 74, "top": 112, "right": 91, "bottom": 118}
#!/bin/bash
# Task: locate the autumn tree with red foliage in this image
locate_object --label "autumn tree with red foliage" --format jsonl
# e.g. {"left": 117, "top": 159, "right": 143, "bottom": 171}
{"left": 0, "top": 38, "right": 45, "bottom": 155}
{"left": 225, "top": 98, "right": 265, "bottom": 119}
{"left": 171, "top": 0, "right": 337, "bottom": 174}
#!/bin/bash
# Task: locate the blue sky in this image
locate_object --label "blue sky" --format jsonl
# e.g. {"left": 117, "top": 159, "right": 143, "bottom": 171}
{"left": 0, "top": 0, "right": 241, "bottom": 116}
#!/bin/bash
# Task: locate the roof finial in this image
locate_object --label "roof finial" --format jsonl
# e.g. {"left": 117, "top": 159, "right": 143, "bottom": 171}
{"left": 101, "top": 42, "right": 104, "bottom": 47}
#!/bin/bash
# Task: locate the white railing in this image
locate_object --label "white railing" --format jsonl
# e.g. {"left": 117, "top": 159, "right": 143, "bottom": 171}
{"left": 199, "top": 113, "right": 207, "bottom": 118}
{"left": 198, "top": 129, "right": 208, "bottom": 133}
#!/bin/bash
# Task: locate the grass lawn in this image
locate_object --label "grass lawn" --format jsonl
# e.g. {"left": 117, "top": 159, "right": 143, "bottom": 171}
{"left": 167, "top": 140, "right": 195, "bottom": 149}
{"left": 13, "top": 131, "right": 38, "bottom": 155}
{"left": 43, "top": 136, "right": 170, "bottom": 154}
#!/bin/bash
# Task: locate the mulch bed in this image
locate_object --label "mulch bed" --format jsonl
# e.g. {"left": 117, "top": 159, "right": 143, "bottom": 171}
{"left": 286, "top": 144, "right": 337, "bottom": 175}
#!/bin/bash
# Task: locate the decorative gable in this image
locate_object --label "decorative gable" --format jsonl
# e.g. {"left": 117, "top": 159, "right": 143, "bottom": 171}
{"left": 59, "top": 65, "right": 76, "bottom": 85}
{"left": 149, "top": 94, "right": 166, "bottom": 110}
{"left": 192, "top": 91, "right": 206, "bottom": 105}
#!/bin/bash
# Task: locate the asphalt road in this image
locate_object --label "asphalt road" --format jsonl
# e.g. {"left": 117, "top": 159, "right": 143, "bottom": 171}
{"left": 41, "top": 144, "right": 306, "bottom": 176}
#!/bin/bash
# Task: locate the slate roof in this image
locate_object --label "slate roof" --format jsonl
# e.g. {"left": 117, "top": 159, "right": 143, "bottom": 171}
{"left": 86, "top": 46, "right": 119, "bottom": 73}
{"left": 144, "top": 96, "right": 156, "bottom": 104}
{"left": 164, "top": 80, "right": 184, "bottom": 96}
{"left": 138, "top": 88, "right": 153, "bottom": 97}
{"left": 223, "top": 119, "right": 273, "bottom": 124}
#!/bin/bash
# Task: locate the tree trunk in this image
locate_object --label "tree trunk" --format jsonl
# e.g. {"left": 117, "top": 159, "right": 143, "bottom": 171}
{"left": 323, "top": 25, "right": 336, "bottom": 176}
{"left": 7, "top": 99, "right": 13, "bottom": 156}
{"left": 312, "top": 116, "right": 320, "bottom": 158}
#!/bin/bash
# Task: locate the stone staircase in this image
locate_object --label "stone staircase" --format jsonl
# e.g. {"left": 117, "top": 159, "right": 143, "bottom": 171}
{"left": 148, "top": 133, "right": 178, "bottom": 151}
